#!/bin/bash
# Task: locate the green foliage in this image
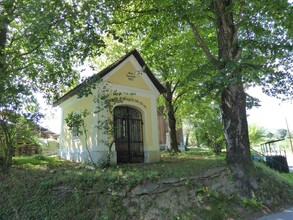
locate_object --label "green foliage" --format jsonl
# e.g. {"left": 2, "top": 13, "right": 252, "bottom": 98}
{"left": 196, "top": 117, "right": 225, "bottom": 154}
{"left": 275, "top": 129, "right": 287, "bottom": 139}
{"left": 248, "top": 124, "right": 267, "bottom": 146}
{"left": 241, "top": 198, "right": 262, "bottom": 210}
{"left": 104, "top": 0, "right": 292, "bottom": 99}
{"left": 0, "top": 107, "right": 42, "bottom": 171}
{"left": 0, "top": 0, "right": 113, "bottom": 171}
{"left": 101, "top": 0, "right": 292, "bottom": 174}
{"left": 1, "top": 0, "right": 109, "bottom": 100}
{"left": 65, "top": 109, "right": 91, "bottom": 137}
{"left": 64, "top": 109, "right": 96, "bottom": 166}
{"left": 144, "top": 34, "right": 201, "bottom": 152}
{"left": 182, "top": 98, "right": 225, "bottom": 154}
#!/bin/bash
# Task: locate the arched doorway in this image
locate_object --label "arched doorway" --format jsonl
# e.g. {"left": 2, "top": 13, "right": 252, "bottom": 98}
{"left": 114, "top": 106, "right": 144, "bottom": 163}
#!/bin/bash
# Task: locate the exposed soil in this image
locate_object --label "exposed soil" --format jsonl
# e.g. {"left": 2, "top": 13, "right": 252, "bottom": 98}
{"left": 98, "top": 166, "right": 293, "bottom": 219}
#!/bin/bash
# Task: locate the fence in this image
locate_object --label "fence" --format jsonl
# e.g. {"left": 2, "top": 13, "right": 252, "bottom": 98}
{"left": 252, "top": 149, "right": 289, "bottom": 173}
{"left": 13, "top": 143, "right": 40, "bottom": 156}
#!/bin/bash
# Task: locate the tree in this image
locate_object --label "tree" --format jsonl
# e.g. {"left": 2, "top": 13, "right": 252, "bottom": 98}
{"left": 0, "top": 0, "right": 110, "bottom": 170}
{"left": 1, "top": 0, "right": 109, "bottom": 100}
{"left": 248, "top": 125, "right": 267, "bottom": 146}
{"left": 180, "top": 93, "right": 225, "bottom": 153}
{"left": 195, "top": 110, "right": 225, "bottom": 154}
{"left": 0, "top": 106, "right": 42, "bottom": 171}
{"left": 141, "top": 34, "right": 200, "bottom": 152}
{"left": 103, "top": 0, "right": 292, "bottom": 196}
{"left": 275, "top": 129, "right": 287, "bottom": 140}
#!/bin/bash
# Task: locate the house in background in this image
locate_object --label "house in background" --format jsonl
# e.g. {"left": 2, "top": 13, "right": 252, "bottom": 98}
{"left": 36, "top": 125, "right": 59, "bottom": 140}
{"left": 35, "top": 125, "right": 60, "bottom": 156}
{"left": 53, "top": 49, "right": 166, "bottom": 164}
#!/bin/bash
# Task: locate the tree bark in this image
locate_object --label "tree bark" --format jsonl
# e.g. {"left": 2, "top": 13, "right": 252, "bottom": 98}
{"left": 165, "top": 82, "right": 179, "bottom": 152}
{"left": 0, "top": 13, "right": 8, "bottom": 72}
{"left": 221, "top": 84, "right": 258, "bottom": 197}
{"left": 222, "top": 84, "right": 252, "bottom": 165}
{"left": 214, "top": 0, "right": 257, "bottom": 196}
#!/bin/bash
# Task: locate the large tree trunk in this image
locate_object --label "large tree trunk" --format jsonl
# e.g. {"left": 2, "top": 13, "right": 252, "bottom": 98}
{"left": 221, "top": 84, "right": 257, "bottom": 196}
{"left": 0, "top": 13, "right": 8, "bottom": 73}
{"left": 165, "top": 82, "right": 179, "bottom": 152}
{"left": 0, "top": 11, "right": 12, "bottom": 172}
{"left": 222, "top": 84, "right": 252, "bottom": 165}
{"left": 215, "top": 0, "right": 257, "bottom": 196}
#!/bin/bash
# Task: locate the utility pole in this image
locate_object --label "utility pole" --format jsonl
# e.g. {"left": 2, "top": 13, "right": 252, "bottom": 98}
{"left": 285, "top": 118, "right": 293, "bottom": 155}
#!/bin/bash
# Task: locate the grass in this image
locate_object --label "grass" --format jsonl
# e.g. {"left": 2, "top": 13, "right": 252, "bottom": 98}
{"left": 0, "top": 148, "right": 292, "bottom": 220}
{"left": 13, "top": 155, "right": 62, "bottom": 166}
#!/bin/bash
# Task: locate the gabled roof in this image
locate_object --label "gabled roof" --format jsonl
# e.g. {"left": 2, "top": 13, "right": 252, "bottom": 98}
{"left": 53, "top": 49, "right": 166, "bottom": 107}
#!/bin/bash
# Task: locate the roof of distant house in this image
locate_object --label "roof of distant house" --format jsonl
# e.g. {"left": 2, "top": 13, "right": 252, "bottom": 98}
{"left": 36, "top": 124, "right": 60, "bottom": 139}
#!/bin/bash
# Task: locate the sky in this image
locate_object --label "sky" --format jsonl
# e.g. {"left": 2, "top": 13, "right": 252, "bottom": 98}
{"left": 41, "top": 86, "right": 293, "bottom": 134}
{"left": 246, "top": 87, "right": 293, "bottom": 132}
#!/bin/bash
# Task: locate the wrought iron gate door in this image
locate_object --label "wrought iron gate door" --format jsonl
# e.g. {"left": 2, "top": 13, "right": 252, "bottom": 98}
{"left": 114, "top": 106, "right": 144, "bottom": 163}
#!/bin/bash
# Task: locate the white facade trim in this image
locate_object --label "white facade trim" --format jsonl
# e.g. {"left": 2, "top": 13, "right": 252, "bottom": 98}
{"left": 59, "top": 107, "right": 64, "bottom": 155}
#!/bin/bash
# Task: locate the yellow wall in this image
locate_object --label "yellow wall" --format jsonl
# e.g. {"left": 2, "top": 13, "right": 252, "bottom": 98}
{"left": 108, "top": 62, "right": 150, "bottom": 91}
{"left": 61, "top": 92, "right": 154, "bottom": 150}
{"left": 62, "top": 95, "right": 94, "bottom": 150}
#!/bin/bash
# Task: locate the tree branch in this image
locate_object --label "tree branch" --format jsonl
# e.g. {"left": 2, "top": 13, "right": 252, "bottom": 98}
{"left": 121, "top": 8, "right": 160, "bottom": 14}
{"left": 157, "top": 107, "right": 167, "bottom": 117}
{"left": 11, "top": 15, "right": 70, "bottom": 61}
{"left": 174, "top": 106, "right": 178, "bottom": 114}
{"left": 184, "top": 16, "right": 220, "bottom": 68}
{"left": 12, "top": 62, "right": 33, "bottom": 72}
{"left": 171, "top": 80, "right": 180, "bottom": 94}
{"left": 174, "top": 91, "right": 186, "bottom": 103}
{"left": 235, "top": 0, "right": 245, "bottom": 29}
{"left": 15, "top": 40, "right": 45, "bottom": 58}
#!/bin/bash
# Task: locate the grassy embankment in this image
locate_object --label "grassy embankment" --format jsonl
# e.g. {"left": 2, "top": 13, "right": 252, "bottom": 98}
{"left": 0, "top": 148, "right": 292, "bottom": 219}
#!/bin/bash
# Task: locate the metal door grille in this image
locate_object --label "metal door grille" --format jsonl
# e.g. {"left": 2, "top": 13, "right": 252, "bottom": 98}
{"left": 114, "top": 106, "right": 144, "bottom": 163}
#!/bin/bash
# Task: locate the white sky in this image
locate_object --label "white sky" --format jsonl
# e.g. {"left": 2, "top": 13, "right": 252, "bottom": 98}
{"left": 41, "top": 86, "right": 293, "bottom": 134}
{"left": 247, "top": 87, "right": 293, "bottom": 132}
{"left": 39, "top": 99, "right": 61, "bottom": 134}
